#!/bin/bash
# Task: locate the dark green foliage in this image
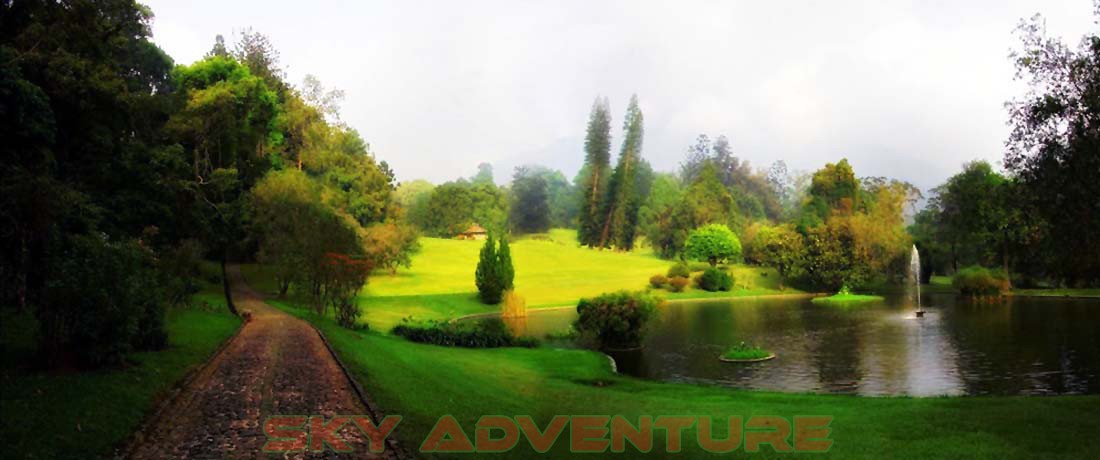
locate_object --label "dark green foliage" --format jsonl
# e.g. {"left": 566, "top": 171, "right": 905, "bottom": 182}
{"left": 574, "top": 290, "right": 659, "bottom": 349}
{"left": 1004, "top": 10, "right": 1100, "bottom": 286}
{"left": 578, "top": 97, "right": 612, "bottom": 246}
{"left": 649, "top": 274, "right": 668, "bottom": 288}
{"left": 393, "top": 318, "right": 537, "bottom": 348}
{"left": 698, "top": 267, "right": 734, "bottom": 292}
{"left": 37, "top": 235, "right": 167, "bottom": 368}
{"left": 953, "top": 266, "right": 1010, "bottom": 296}
{"left": 680, "top": 134, "right": 782, "bottom": 221}
{"left": 510, "top": 166, "right": 552, "bottom": 234}
{"left": 474, "top": 236, "right": 513, "bottom": 304}
{"left": 667, "top": 262, "right": 691, "bottom": 278}
{"left": 423, "top": 180, "right": 508, "bottom": 237}
{"left": 596, "top": 95, "right": 645, "bottom": 249}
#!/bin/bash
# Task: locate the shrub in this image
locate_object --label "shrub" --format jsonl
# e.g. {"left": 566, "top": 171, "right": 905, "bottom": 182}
{"left": 953, "top": 265, "right": 1010, "bottom": 296}
{"left": 37, "top": 234, "right": 167, "bottom": 368}
{"left": 699, "top": 267, "right": 734, "bottom": 291}
{"left": 501, "top": 290, "right": 526, "bottom": 318}
{"left": 393, "top": 318, "right": 538, "bottom": 348}
{"left": 668, "top": 276, "right": 690, "bottom": 292}
{"left": 667, "top": 262, "right": 691, "bottom": 278}
{"left": 684, "top": 224, "right": 742, "bottom": 267}
{"left": 649, "top": 274, "right": 668, "bottom": 288}
{"left": 574, "top": 291, "right": 661, "bottom": 349}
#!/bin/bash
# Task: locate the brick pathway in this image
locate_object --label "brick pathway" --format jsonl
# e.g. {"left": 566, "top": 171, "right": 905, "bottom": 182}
{"left": 126, "top": 266, "right": 400, "bottom": 459}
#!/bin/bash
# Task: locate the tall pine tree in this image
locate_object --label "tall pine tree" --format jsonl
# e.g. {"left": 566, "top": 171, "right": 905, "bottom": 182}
{"left": 598, "top": 95, "right": 645, "bottom": 249}
{"left": 577, "top": 97, "right": 612, "bottom": 246}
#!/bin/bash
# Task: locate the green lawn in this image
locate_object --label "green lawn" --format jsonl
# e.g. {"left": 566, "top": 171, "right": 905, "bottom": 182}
{"left": 280, "top": 304, "right": 1100, "bottom": 459}
{"left": 0, "top": 291, "right": 240, "bottom": 458}
{"left": 811, "top": 293, "right": 885, "bottom": 305}
{"left": 244, "top": 229, "right": 798, "bottom": 331}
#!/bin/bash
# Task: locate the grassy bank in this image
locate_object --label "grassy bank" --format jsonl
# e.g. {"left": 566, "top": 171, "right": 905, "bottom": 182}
{"left": 280, "top": 303, "right": 1100, "bottom": 458}
{"left": 0, "top": 291, "right": 240, "bottom": 458}
{"left": 243, "top": 229, "right": 798, "bottom": 331}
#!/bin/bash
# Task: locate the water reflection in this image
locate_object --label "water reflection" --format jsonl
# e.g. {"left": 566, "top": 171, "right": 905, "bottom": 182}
{"left": 516, "top": 294, "right": 1100, "bottom": 396}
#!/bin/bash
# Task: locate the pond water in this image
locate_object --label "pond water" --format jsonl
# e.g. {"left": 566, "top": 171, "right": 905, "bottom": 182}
{"left": 507, "top": 294, "right": 1100, "bottom": 396}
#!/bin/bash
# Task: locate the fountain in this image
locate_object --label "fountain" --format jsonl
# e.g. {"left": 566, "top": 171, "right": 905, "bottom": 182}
{"left": 911, "top": 245, "right": 924, "bottom": 318}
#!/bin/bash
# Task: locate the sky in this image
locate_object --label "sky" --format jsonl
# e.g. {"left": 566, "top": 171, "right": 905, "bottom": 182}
{"left": 143, "top": 0, "right": 1096, "bottom": 192}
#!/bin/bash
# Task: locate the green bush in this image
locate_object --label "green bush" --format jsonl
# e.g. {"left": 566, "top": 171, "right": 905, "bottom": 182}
{"left": 953, "top": 265, "right": 1010, "bottom": 296}
{"left": 475, "top": 235, "right": 514, "bottom": 304}
{"left": 37, "top": 234, "right": 167, "bottom": 368}
{"left": 698, "top": 267, "right": 734, "bottom": 292}
{"left": 667, "top": 262, "right": 691, "bottom": 278}
{"left": 668, "top": 276, "right": 690, "bottom": 292}
{"left": 649, "top": 274, "right": 668, "bottom": 288}
{"left": 393, "top": 318, "right": 537, "bottom": 348}
{"left": 684, "top": 224, "right": 742, "bottom": 267}
{"left": 574, "top": 291, "right": 660, "bottom": 349}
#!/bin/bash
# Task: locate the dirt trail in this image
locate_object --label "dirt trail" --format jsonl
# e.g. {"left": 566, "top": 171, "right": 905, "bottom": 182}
{"left": 125, "top": 266, "right": 400, "bottom": 459}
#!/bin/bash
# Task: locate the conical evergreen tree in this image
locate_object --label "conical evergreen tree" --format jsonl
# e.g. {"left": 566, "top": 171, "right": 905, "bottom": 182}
{"left": 599, "top": 94, "right": 645, "bottom": 249}
{"left": 578, "top": 97, "right": 612, "bottom": 246}
{"left": 498, "top": 237, "right": 514, "bottom": 291}
{"left": 475, "top": 234, "right": 501, "bottom": 303}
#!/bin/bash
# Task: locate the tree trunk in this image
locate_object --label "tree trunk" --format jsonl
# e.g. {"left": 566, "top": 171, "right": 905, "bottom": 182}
{"left": 1002, "top": 231, "right": 1012, "bottom": 289}
{"left": 220, "top": 255, "right": 238, "bottom": 316}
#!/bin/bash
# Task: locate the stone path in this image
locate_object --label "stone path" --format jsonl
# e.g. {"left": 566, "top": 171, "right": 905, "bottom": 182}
{"left": 125, "top": 266, "right": 401, "bottom": 459}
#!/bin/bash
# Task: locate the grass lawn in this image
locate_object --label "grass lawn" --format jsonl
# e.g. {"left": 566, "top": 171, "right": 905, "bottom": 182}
{"left": 811, "top": 293, "right": 885, "bottom": 305}
{"left": 243, "top": 229, "right": 799, "bottom": 331}
{"left": 0, "top": 288, "right": 240, "bottom": 458}
{"left": 279, "top": 304, "right": 1100, "bottom": 459}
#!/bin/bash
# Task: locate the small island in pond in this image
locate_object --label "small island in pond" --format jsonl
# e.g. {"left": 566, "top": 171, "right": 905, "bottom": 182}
{"left": 720, "top": 342, "right": 775, "bottom": 362}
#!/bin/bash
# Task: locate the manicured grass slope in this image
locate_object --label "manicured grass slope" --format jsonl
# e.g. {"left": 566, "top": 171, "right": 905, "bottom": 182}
{"left": 286, "top": 306, "right": 1100, "bottom": 459}
{"left": 245, "top": 229, "right": 794, "bottom": 331}
{"left": 0, "top": 298, "right": 240, "bottom": 458}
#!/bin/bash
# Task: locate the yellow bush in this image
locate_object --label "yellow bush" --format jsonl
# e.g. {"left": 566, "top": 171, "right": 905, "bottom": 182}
{"left": 501, "top": 290, "right": 527, "bottom": 318}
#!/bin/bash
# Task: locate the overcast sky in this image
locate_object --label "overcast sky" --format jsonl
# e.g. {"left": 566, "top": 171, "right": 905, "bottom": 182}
{"left": 143, "top": 0, "right": 1096, "bottom": 192}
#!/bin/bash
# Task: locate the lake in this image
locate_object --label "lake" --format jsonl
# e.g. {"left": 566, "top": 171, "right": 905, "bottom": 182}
{"left": 509, "top": 293, "right": 1100, "bottom": 396}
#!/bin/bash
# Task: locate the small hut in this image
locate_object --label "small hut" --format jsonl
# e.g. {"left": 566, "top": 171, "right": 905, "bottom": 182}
{"left": 455, "top": 224, "right": 488, "bottom": 240}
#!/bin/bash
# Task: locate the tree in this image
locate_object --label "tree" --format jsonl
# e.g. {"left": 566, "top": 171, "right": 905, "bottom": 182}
{"left": 577, "top": 97, "right": 613, "bottom": 246}
{"left": 749, "top": 225, "right": 805, "bottom": 288}
{"left": 684, "top": 224, "right": 742, "bottom": 267}
{"left": 319, "top": 253, "right": 372, "bottom": 328}
{"left": 928, "top": 161, "right": 1012, "bottom": 273}
{"left": 250, "top": 169, "right": 322, "bottom": 296}
{"left": 207, "top": 34, "right": 230, "bottom": 58}
{"left": 510, "top": 166, "right": 552, "bottom": 234}
{"left": 498, "top": 238, "right": 515, "bottom": 291}
{"left": 424, "top": 182, "right": 474, "bottom": 236}
{"left": 475, "top": 235, "right": 513, "bottom": 304}
{"left": 598, "top": 95, "right": 645, "bottom": 249}
{"left": 471, "top": 162, "right": 495, "bottom": 185}
{"left": 798, "top": 159, "right": 860, "bottom": 232}
{"left": 1004, "top": 5, "right": 1100, "bottom": 286}
{"left": 638, "top": 173, "right": 684, "bottom": 258}
{"left": 395, "top": 179, "right": 436, "bottom": 228}
{"left": 363, "top": 222, "right": 421, "bottom": 275}
{"left": 680, "top": 134, "right": 781, "bottom": 221}
{"left": 169, "top": 56, "right": 282, "bottom": 314}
